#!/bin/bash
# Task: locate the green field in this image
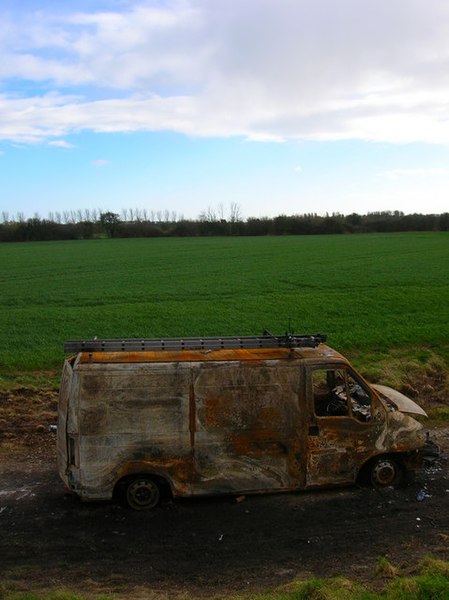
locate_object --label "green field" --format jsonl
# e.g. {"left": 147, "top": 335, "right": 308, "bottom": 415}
{"left": 1, "top": 233, "right": 448, "bottom": 380}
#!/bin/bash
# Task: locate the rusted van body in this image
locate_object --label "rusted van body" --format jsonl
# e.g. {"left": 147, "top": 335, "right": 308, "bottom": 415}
{"left": 57, "top": 336, "right": 428, "bottom": 509}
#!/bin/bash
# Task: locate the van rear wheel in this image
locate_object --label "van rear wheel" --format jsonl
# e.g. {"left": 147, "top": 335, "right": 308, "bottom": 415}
{"left": 370, "top": 457, "right": 402, "bottom": 487}
{"left": 125, "top": 477, "right": 161, "bottom": 510}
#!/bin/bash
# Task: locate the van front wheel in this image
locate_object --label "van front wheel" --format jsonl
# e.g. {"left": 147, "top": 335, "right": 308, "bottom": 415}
{"left": 125, "top": 477, "right": 161, "bottom": 510}
{"left": 370, "top": 457, "right": 402, "bottom": 487}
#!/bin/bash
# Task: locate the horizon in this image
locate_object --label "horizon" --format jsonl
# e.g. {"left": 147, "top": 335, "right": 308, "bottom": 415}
{"left": 1, "top": 206, "right": 448, "bottom": 225}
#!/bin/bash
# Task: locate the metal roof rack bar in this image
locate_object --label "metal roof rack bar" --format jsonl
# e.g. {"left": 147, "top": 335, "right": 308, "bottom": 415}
{"left": 64, "top": 333, "right": 326, "bottom": 354}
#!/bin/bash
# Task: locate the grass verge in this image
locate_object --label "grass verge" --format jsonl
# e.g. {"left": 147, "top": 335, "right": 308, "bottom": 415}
{"left": 1, "top": 558, "right": 448, "bottom": 599}
{"left": 350, "top": 346, "right": 449, "bottom": 423}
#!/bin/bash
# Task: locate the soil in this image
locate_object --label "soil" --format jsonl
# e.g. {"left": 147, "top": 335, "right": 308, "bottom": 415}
{"left": 1, "top": 389, "right": 449, "bottom": 598}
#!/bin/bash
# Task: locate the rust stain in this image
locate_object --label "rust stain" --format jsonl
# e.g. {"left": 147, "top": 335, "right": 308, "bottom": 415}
{"left": 189, "top": 382, "right": 195, "bottom": 448}
{"left": 77, "top": 345, "right": 345, "bottom": 365}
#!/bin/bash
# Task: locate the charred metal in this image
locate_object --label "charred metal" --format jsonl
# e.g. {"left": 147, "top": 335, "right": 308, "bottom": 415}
{"left": 57, "top": 336, "right": 431, "bottom": 509}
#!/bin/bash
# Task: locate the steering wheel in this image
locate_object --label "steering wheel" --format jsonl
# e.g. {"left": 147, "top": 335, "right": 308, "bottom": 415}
{"left": 326, "top": 395, "right": 347, "bottom": 416}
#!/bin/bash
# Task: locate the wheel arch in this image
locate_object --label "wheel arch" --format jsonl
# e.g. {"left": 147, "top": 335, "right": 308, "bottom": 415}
{"left": 357, "top": 452, "right": 405, "bottom": 487}
{"left": 112, "top": 466, "right": 174, "bottom": 502}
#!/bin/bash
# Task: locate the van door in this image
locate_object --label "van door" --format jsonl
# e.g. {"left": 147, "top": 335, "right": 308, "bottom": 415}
{"left": 193, "top": 362, "right": 305, "bottom": 494}
{"left": 305, "top": 365, "right": 385, "bottom": 487}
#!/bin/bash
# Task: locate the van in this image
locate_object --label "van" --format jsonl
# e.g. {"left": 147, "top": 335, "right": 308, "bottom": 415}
{"left": 57, "top": 334, "right": 429, "bottom": 510}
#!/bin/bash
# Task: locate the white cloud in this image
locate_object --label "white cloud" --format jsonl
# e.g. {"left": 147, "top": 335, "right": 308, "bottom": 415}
{"left": 91, "top": 159, "right": 110, "bottom": 167}
{"left": 2, "top": 1, "right": 449, "bottom": 144}
{"left": 48, "top": 140, "right": 75, "bottom": 148}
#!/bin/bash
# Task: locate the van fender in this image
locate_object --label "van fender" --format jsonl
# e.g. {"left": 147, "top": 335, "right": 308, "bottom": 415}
{"left": 359, "top": 448, "right": 423, "bottom": 487}
{"left": 357, "top": 453, "right": 406, "bottom": 487}
{"left": 113, "top": 460, "right": 178, "bottom": 498}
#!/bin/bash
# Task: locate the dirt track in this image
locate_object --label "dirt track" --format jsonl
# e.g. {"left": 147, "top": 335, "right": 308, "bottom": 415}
{"left": 0, "top": 422, "right": 448, "bottom": 598}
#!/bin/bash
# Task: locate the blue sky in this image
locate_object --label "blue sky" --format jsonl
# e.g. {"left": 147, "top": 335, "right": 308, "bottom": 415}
{"left": 1, "top": 1, "right": 449, "bottom": 221}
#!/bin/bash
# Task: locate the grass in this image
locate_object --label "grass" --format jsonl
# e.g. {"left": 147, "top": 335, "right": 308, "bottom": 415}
{"left": 350, "top": 346, "right": 449, "bottom": 418}
{"left": 1, "top": 558, "right": 448, "bottom": 599}
{"left": 0, "top": 233, "right": 448, "bottom": 379}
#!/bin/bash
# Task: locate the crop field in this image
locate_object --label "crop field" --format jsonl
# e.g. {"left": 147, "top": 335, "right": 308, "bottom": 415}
{"left": 0, "top": 232, "right": 448, "bottom": 377}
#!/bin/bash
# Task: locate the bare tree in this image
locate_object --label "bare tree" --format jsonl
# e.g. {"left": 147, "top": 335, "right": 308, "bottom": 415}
{"left": 200, "top": 206, "right": 218, "bottom": 222}
{"left": 229, "top": 202, "right": 242, "bottom": 223}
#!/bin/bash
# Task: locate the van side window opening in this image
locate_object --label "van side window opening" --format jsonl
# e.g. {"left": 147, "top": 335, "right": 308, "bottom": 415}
{"left": 313, "top": 368, "right": 371, "bottom": 422}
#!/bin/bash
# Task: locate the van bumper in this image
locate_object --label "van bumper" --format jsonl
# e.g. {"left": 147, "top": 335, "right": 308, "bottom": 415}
{"left": 405, "top": 434, "right": 442, "bottom": 483}
{"left": 419, "top": 434, "right": 441, "bottom": 464}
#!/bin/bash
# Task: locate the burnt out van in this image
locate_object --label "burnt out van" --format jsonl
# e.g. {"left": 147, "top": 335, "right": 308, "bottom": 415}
{"left": 57, "top": 334, "right": 428, "bottom": 510}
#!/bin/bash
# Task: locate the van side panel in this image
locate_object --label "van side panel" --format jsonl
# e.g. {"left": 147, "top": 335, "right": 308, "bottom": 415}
{"left": 193, "top": 362, "right": 304, "bottom": 493}
{"left": 65, "top": 358, "right": 305, "bottom": 500}
{"left": 74, "top": 362, "right": 192, "bottom": 500}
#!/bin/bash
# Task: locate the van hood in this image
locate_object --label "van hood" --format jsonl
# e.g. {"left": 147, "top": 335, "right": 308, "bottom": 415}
{"left": 372, "top": 384, "right": 428, "bottom": 417}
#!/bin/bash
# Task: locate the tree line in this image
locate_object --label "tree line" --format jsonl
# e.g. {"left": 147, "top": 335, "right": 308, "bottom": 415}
{"left": 1, "top": 209, "right": 448, "bottom": 242}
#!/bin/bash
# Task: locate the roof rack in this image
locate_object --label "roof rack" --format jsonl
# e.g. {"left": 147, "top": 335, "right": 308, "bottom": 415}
{"left": 64, "top": 333, "right": 327, "bottom": 354}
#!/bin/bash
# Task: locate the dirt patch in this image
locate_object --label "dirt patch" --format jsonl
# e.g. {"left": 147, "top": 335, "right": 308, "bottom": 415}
{"left": 0, "top": 389, "right": 448, "bottom": 598}
{"left": 0, "top": 387, "right": 58, "bottom": 464}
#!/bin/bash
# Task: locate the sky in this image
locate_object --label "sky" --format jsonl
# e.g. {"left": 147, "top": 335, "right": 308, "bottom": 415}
{"left": 1, "top": 0, "right": 449, "bottom": 221}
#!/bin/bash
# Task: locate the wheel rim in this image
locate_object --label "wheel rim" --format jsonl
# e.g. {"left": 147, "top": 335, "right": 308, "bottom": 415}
{"left": 371, "top": 459, "right": 397, "bottom": 486}
{"left": 126, "top": 478, "right": 160, "bottom": 510}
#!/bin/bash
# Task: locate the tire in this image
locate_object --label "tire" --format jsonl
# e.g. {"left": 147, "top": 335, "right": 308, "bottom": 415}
{"left": 370, "top": 457, "right": 402, "bottom": 487}
{"left": 125, "top": 477, "right": 161, "bottom": 510}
